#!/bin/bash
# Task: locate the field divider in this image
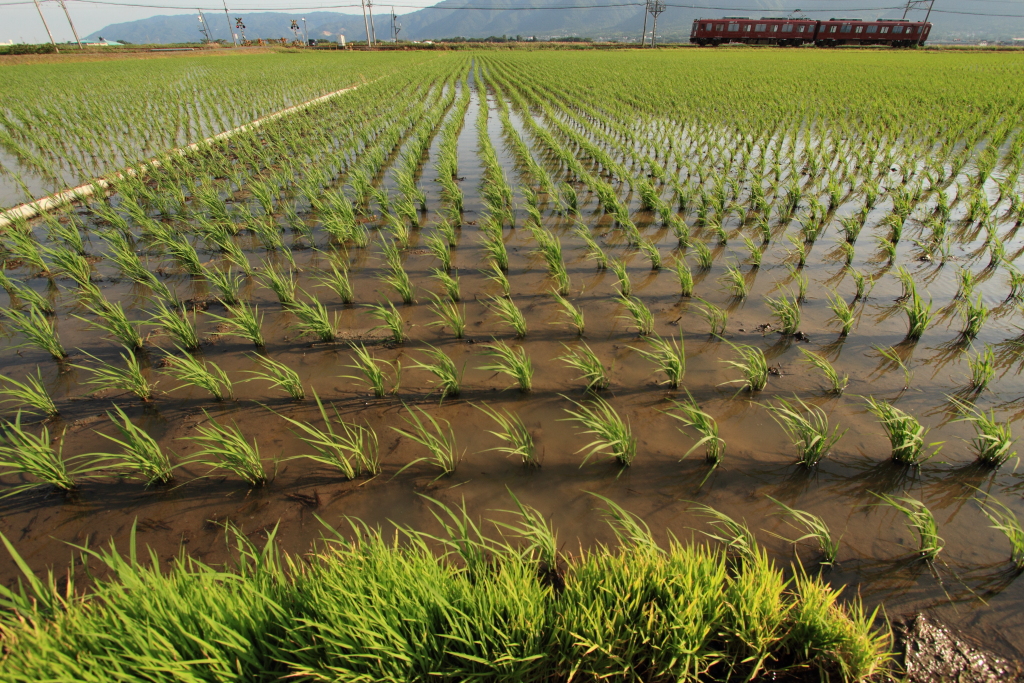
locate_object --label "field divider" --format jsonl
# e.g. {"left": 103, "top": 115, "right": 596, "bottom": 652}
{"left": 0, "top": 76, "right": 373, "bottom": 229}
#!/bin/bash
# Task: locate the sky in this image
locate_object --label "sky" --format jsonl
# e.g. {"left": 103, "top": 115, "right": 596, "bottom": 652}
{"left": 1, "top": 0, "right": 441, "bottom": 44}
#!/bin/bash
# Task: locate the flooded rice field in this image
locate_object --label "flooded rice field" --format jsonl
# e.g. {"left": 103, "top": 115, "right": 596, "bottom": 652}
{"left": 2, "top": 50, "right": 1024, "bottom": 659}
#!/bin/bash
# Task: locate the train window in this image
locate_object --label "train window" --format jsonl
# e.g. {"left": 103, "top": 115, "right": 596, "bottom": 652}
{"left": 705, "top": 23, "right": 712, "bottom": 30}
{"left": 782, "top": 24, "right": 793, "bottom": 32}
{"left": 840, "top": 24, "right": 851, "bottom": 33}
{"left": 716, "top": 24, "right": 725, "bottom": 30}
{"left": 829, "top": 26, "right": 837, "bottom": 33}
{"left": 798, "top": 25, "right": 805, "bottom": 32}
{"left": 728, "top": 23, "right": 739, "bottom": 31}
{"left": 772, "top": 25, "right": 779, "bottom": 32}
{"left": 866, "top": 25, "right": 878, "bottom": 33}
{"left": 880, "top": 26, "right": 889, "bottom": 33}
{"left": 755, "top": 23, "right": 766, "bottom": 31}
{"left": 893, "top": 25, "right": 904, "bottom": 33}
{"left": 744, "top": 25, "right": 752, "bottom": 31}
{"left": 855, "top": 26, "right": 863, "bottom": 33}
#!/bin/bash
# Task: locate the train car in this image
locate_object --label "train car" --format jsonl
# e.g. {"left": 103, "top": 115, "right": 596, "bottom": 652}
{"left": 814, "top": 19, "right": 931, "bottom": 47}
{"left": 689, "top": 17, "right": 932, "bottom": 47}
{"left": 690, "top": 17, "right": 818, "bottom": 47}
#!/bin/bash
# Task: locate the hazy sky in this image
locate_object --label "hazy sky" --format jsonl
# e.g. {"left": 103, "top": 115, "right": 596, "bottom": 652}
{"left": 2, "top": 0, "right": 441, "bottom": 44}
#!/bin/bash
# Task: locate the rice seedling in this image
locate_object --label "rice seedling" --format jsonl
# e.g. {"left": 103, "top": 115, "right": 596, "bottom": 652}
{"left": 278, "top": 390, "right": 380, "bottom": 478}
{"left": 474, "top": 402, "right": 536, "bottom": 466}
{"left": 692, "top": 239, "right": 714, "bottom": 269}
{"left": 959, "top": 293, "right": 988, "bottom": 340}
{"left": 558, "top": 343, "right": 609, "bottom": 392}
{"left": 838, "top": 215, "right": 863, "bottom": 244}
{"left": 617, "top": 295, "right": 655, "bottom": 336}
{"left": 46, "top": 246, "right": 92, "bottom": 287}
{"left": 162, "top": 349, "right": 233, "bottom": 401}
{"left": 574, "top": 224, "right": 608, "bottom": 269}
{"left": 315, "top": 264, "right": 355, "bottom": 305}
{"left": 94, "top": 404, "right": 175, "bottom": 486}
{"left": 426, "top": 294, "right": 466, "bottom": 339}
{"left": 341, "top": 344, "right": 395, "bottom": 398}
{"left": 481, "top": 233, "right": 509, "bottom": 271}
{"left": 902, "top": 288, "right": 934, "bottom": 340}
{"left": 486, "top": 296, "right": 528, "bottom": 338}
{"left": 798, "top": 348, "right": 849, "bottom": 395}
{"left": 967, "top": 345, "right": 996, "bottom": 392}
{"left": 0, "top": 367, "right": 58, "bottom": 417}
{"left": 435, "top": 218, "right": 459, "bottom": 247}
{"left": 674, "top": 257, "right": 694, "bottom": 297}
{"left": 74, "top": 349, "right": 155, "bottom": 401}
{"left": 767, "top": 497, "right": 841, "bottom": 566}
{"left": 631, "top": 327, "right": 685, "bottom": 389}
{"left": 243, "top": 354, "right": 305, "bottom": 401}
{"left": 384, "top": 212, "right": 411, "bottom": 248}
{"left": 410, "top": 345, "right": 464, "bottom": 399}
{"left": 380, "top": 261, "right": 415, "bottom": 305}
{"left": 864, "top": 396, "right": 940, "bottom": 464}
{"left": 186, "top": 413, "right": 267, "bottom": 486}
{"left": 873, "top": 493, "right": 943, "bottom": 562}
{"left": 764, "top": 395, "right": 846, "bottom": 466}
{"left": 826, "top": 291, "right": 856, "bottom": 337}
{"left": 976, "top": 496, "right": 1024, "bottom": 571}
{"left": 849, "top": 267, "right": 873, "bottom": 300}
{"left": 551, "top": 291, "right": 585, "bottom": 336}
{"left": 150, "top": 302, "right": 200, "bottom": 351}
{"left": 484, "top": 261, "right": 511, "bottom": 298}
{"left": 203, "top": 267, "right": 243, "bottom": 306}
{"left": 562, "top": 395, "right": 636, "bottom": 468}
{"left": 666, "top": 391, "right": 724, "bottom": 465}
{"left": 949, "top": 398, "right": 1016, "bottom": 467}
{"left": 478, "top": 341, "right": 533, "bottom": 393}
{"left": 743, "top": 236, "right": 763, "bottom": 268}
{"left": 5, "top": 308, "right": 66, "bottom": 359}
{"left": 785, "top": 263, "right": 809, "bottom": 301}
{"left": 207, "top": 302, "right": 264, "bottom": 347}
{"left": 425, "top": 231, "right": 453, "bottom": 271}
{"left": 955, "top": 266, "right": 977, "bottom": 299}
{"left": 161, "top": 235, "right": 204, "bottom": 276}
{"left": 430, "top": 267, "right": 461, "bottom": 302}
{"left": 638, "top": 239, "right": 661, "bottom": 270}
{"left": 0, "top": 412, "right": 79, "bottom": 497}
{"left": 95, "top": 294, "right": 151, "bottom": 343}
{"left": 609, "top": 259, "right": 632, "bottom": 296}
{"left": 366, "top": 301, "right": 406, "bottom": 344}
{"left": 721, "top": 341, "right": 769, "bottom": 392}
{"left": 873, "top": 344, "right": 913, "bottom": 390}
{"left": 696, "top": 298, "right": 728, "bottom": 335}
{"left": 257, "top": 262, "right": 297, "bottom": 306}
{"left": 392, "top": 405, "right": 462, "bottom": 476}
{"left": 11, "top": 281, "right": 57, "bottom": 315}
{"left": 787, "top": 234, "right": 808, "bottom": 268}
{"left": 720, "top": 263, "right": 748, "bottom": 299}
{"left": 289, "top": 298, "right": 338, "bottom": 343}
{"left": 690, "top": 503, "right": 758, "bottom": 562}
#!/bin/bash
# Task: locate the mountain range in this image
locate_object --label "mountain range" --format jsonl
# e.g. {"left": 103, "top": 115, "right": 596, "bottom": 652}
{"left": 83, "top": 0, "right": 1024, "bottom": 45}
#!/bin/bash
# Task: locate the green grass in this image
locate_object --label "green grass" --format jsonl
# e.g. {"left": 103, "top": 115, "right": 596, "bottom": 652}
{"left": 609, "top": 259, "right": 632, "bottom": 296}
{"left": 902, "top": 287, "right": 934, "bottom": 340}
{"left": 5, "top": 308, "right": 66, "bottom": 360}
{"left": 864, "top": 397, "right": 940, "bottom": 464}
{"left": 478, "top": 341, "right": 533, "bottom": 393}
{"left": 186, "top": 412, "right": 267, "bottom": 486}
{"left": 766, "top": 292, "right": 801, "bottom": 335}
{"left": 950, "top": 398, "right": 1017, "bottom": 467}
{"left": 0, "top": 412, "right": 82, "bottom": 497}
{"left": 562, "top": 395, "right": 636, "bottom": 468}
{"left": 827, "top": 291, "right": 856, "bottom": 337}
{"left": 674, "top": 257, "right": 694, "bottom": 297}
{"left": 243, "top": 354, "right": 305, "bottom": 401}
{"left": 874, "top": 493, "right": 943, "bottom": 562}
{"left": 959, "top": 292, "right": 988, "bottom": 340}
{"left": 392, "top": 405, "right": 462, "bottom": 476}
{"left": 367, "top": 301, "right": 406, "bottom": 344}
{"left": 967, "top": 345, "right": 996, "bottom": 393}
{"left": 558, "top": 342, "right": 609, "bottom": 392}
{"left": 696, "top": 299, "right": 728, "bottom": 335}
{"left": 638, "top": 239, "right": 661, "bottom": 270}
{"left": 551, "top": 291, "right": 585, "bottom": 336}
{"left": 721, "top": 341, "right": 769, "bottom": 392}
{"left": 341, "top": 343, "right": 395, "bottom": 398}
{"left": 768, "top": 497, "right": 840, "bottom": 566}
{"left": 798, "top": 348, "right": 849, "bottom": 395}
{"left": 289, "top": 297, "right": 338, "bottom": 343}
{"left": 475, "top": 402, "right": 536, "bottom": 466}
{"left": 315, "top": 264, "right": 355, "bottom": 305}
{"left": 487, "top": 296, "right": 528, "bottom": 338}
{"left": 257, "top": 262, "right": 297, "bottom": 306}
{"left": 162, "top": 349, "right": 233, "bottom": 401}
{"left": 666, "top": 391, "right": 724, "bottom": 466}
{"left": 204, "top": 267, "right": 243, "bottom": 306}
{"left": 484, "top": 261, "right": 511, "bottom": 298}
{"left": 78, "top": 300, "right": 144, "bottom": 351}
{"left": 721, "top": 263, "right": 748, "bottom": 298}
{"left": 617, "top": 295, "right": 655, "bottom": 336}
{"left": 690, "top": 503, "right": 758, "bottom": 563}
{"left": 0, "top": 367, "right": 58, "bottom": 417}
{"left": 764, "top": 395, "right": 846, "bottom": 467}
{"left": 150, "top": 302, "right": 200, "bottom": 351}
{"left": 426, "top": 295, "right": 466, "bottom": 339}
{"left": 976, "top": 495, "right": 1024, "bottom": 571}
{"left": 410, "top": 345, "right": 464, "bottom": 399}
{"left": 74, "top": 349, "right": 155, "bottom": 401}
{"left": 208, "top": 302, "right": 265, "bottom": 347}
{"left": 430, "top": 267, "right": 461, "bottom": 302}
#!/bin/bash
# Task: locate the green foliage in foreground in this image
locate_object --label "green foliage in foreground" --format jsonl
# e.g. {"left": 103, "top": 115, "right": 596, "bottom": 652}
{"left": 0, "top": 508, "right": 892, "bottom": 682}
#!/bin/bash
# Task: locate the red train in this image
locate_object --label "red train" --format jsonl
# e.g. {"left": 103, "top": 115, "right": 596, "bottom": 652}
{"left": 690, "top": 17, "right": 932, "bottom": 47}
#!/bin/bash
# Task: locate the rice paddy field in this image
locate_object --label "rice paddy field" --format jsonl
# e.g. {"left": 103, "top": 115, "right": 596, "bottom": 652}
{"left": 2, "top": 48, "right": 1024, "bottom": 677}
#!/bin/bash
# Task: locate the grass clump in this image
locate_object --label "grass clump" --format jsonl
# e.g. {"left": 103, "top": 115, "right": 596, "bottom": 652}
{"left": 5, "top": 308, "right": 66, "bottom": 360}
{"left": 617, "top": 295, "right": 655, "bottom": 336}
{"left": 74, "top": 349, "right": 155, "bottom": 401}
{"left": 631, "top": 327, "right": 685, "bottom": 389}
{"left": 551, "top": 292, "right": 585, "bottom": 336}
{"left": 410, "top": 345, "right": 464, "bottom": 399}
{"left": 475, "top": 402, "right": 536, "bottom": 466}
{"left": 426, "top": 295, "right": 466, "bottom": 339}
{"left": 0, "top": 367, "right": 58, "bottom": 417}
{"left": 950, "top": 398, "right": 1017, "bottom": 468}
{"left": 243, "top": 355, "right": 305, "bottom": 401}
{"left": 562, "top": 395, "right": 636, "bottom": 468}
{"left": 798, "top": 348, "right": 848, "bottom": 395}
{"left": 874, "top": 493, "right": 943, "bottom": 562}
{"left": 0, "top": 412, "right": 81, "bottom": 497}
{"left": 367, "top": 301, "right": 406, "bottom": 344}
{"left": 278, "top": 391, "right": 380, "bottom": 478}
{"left": 94, "top": 404, "right": 175, "bottom": 486}
{"left": 162, "top": 349, "right": 233, "bottom": 401}
{"left": 186, "top": 413, "right": 267, "bottom": 486}
{"left": 864, "top": 397, "right": 940, "bottom": 464}
{"left": 341, "top": 343, "right": 396, "bottom": 398}
{"left": 976, "top": 496, "right": 1024, "bottom": 572}
{"left": 721, "top": 341, "right": 769, "bottom": 392}
{"left": 478, "top": 341, "right": 533, "bottom": 393}
{"left": 486, "top": 296, "right": 528, "bottom": 338}
{"left": 558, "top": 343, "right": 610, "bottom": 392}
{"left": 766, "top": 292, "right": 801, "bottom": 335}
{"left": 208, "top": 302, "right": 265, "bottom": 347}
{"left": 392, "top": 405, "right": 462, "bottom": 476}
{"left": 768, "top": 497, "right": 840, "bottom": 566}
{"left": 666, "top": 391, "right": 724, "bottom": 466}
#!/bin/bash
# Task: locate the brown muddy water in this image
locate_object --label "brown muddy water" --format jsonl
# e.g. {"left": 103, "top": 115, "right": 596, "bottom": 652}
{"left": 2, "top": 83, "right": 1024, "bottom": 660}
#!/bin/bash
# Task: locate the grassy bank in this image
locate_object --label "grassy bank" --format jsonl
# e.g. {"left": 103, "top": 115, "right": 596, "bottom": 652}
{"left": 0, "top": 500, "right": 891, "bottom": 682}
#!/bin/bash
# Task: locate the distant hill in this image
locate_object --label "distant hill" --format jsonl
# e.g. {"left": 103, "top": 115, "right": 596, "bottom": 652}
{"left": 84, "top": 0, "right": 1024, "bottom": 45}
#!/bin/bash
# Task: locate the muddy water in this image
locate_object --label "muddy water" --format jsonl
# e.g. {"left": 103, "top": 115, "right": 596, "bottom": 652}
{"left": 2, "top": 81, "right": 1024, "bottom": 660}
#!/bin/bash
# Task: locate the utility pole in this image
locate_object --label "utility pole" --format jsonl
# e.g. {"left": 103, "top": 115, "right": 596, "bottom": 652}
{"left": 198, "top": 10, "right": 212, "bottom": 43}
{"left": 222, "top": 0, "right": 236, "bottom": 46}
{"left": 360, "top": 0, "right": 372, "bottom": 47}
{"left": 57, "top": 0, "right": 83, "bottom": 49}
{"left": 391, "top": 7, "right": 397, "bottom": 43}
{"left": 31, "top": 0, "right": 58, "bottom": 51}
{"left": 368, "top": 0, "right": 377, "bottom": 46}
{"left": 235, "top": 17, "right": 246, "bottom": 44}
{"left": 301, "top": 17, "right": 308, "bottom": 44}
{"left": 649, "top": 0, "right": 665, "bottom": 47}
{"left": 640, "top": 0, "right": 649, "bottom": 46}
{"left": 919, "top": 0, "right": 935, "bottom": 46}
